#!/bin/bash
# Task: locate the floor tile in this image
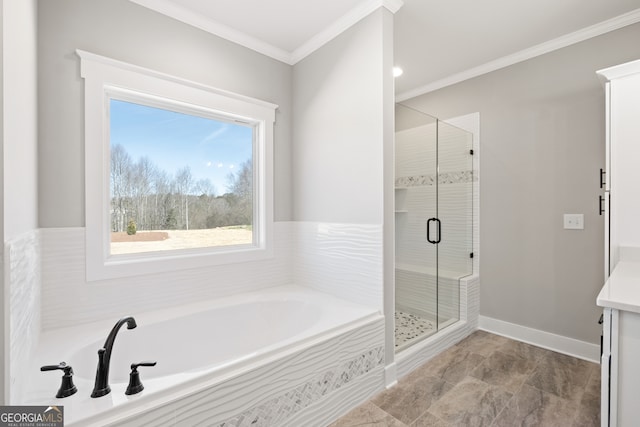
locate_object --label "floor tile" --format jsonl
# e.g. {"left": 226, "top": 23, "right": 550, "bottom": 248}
{"left": 470, "top": 350, "right": 537, "bottom": 393}
{"left": 492, "top": 383, "right": 579, "bottom": 427}
{"left": 497, "top": 339, "right": 553, "bottom": 362}
{"left": 410, "top": 411, "right": 451, "bottom": 427}
{"left": 427, "top": 376, "right": 512, "bottom": 427}
{"left": 330, "top": 332, "right": 601, "bottom": 427}
{"left": 584, "top": 363, "right": 601, "bottom": 398}
{"left": 572, "top": 388, "right": 600, "bottom": 427}
{"left": 372, "top": 375, "right": 452, "bottom": 424}
{"left": 526, "top": 351, "right": 593, "bottom": 402}
{"left": 414, "top": 345, "right": 485, "bottom": 385}
{"left": 328, "top": 401, "right": 408, "bottom": 427}
{"left": 453, "top": 330, "right": 510, "bottom": 357}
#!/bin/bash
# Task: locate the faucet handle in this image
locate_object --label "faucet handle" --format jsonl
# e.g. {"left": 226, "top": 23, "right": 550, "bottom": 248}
{"left": 41, "top": 361, "right": 73, "bottom": 374}
{"left": 132, "top": 361, "right": 157, "bottom": 370}
{"left": 40, "top": 362, "right": 78, "bottom": 398}
{"left": 125, "top": 361, "right": 157, "bottom": 395}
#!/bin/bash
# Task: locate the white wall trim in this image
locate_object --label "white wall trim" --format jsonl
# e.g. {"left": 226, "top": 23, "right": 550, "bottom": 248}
{"left": 384, "top": 362, "right": 398, "bottom": 388}
{"left": 75, "top": 49, "right": 278, "bottom": 110}
{"left": 129, "top": 0, "right": 403, "bottom": 66}
{"left": 479, "top": 315, "right": 600, "bottom": 363}
{"left": 78, "top": 50, "right": 277, "bottom": 281}
{"left": 396, "top": 8, "right": 640, "bottom": 101}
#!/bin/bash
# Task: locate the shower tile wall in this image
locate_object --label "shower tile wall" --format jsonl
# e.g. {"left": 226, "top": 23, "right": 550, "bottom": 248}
{"left": 395, "top": 125, "right": 436, "bottom": 270}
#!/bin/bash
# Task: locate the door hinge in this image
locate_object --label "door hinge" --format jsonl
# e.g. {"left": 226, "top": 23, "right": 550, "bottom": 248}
{"left": 470, "top": 252, "right": 474, "bottom": 259}
{"left": 470, "top": 149, "right": 474, "bottom": 155}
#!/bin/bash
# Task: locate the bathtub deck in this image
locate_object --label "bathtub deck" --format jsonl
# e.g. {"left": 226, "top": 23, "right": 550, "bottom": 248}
{"left": 22, "top": 285, "right": 383, "bottom": 426}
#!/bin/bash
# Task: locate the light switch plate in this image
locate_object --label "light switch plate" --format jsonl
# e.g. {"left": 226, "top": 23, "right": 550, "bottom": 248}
{"left": 564, "top": 214, "right": 584, "bottom": 230}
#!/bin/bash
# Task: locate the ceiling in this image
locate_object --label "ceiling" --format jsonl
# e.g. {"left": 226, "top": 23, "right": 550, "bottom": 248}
{"left": 130, "top": 0, "right": 640, "bottom": 100}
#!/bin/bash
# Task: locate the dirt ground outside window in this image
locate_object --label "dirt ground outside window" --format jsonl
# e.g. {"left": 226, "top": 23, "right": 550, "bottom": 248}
{"left": 110, "top": 227, "right": 252, "bottom": 255}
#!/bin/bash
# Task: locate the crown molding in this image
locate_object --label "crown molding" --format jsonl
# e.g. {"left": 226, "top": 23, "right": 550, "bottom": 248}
{"left": 130, "top": 0, "right": 403, "bottom": 66}
{"left": 396, "top": 7, "right": 640, "bottom": 102}
{"left": 291, "top": 0, "right": 404, "bottom": 64}
{"left": 382, "top": 0, "right": 404, "bottom": 14}
{"left": 129, "top": 0, "right": 293, "bottom": 63}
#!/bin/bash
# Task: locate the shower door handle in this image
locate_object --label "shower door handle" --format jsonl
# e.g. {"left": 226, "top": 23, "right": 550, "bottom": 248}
{"left": 426, "top": 218, "right": 441, "bottom": 244}
{"left": 427, "top": 218, "right": 436, "bottom": 244}
{"left": 435, "top": 218, "right": 441, "bottom": 243}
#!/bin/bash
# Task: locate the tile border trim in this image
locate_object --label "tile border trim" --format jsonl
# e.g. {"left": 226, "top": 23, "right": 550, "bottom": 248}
{"left": 217, "top": 346, "right": 385, "bottom": 426}
{"left": 395, "top": 170, "right": 474, "bottom": 188}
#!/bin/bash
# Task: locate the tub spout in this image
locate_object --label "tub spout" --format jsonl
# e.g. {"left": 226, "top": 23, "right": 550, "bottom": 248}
{"left": 91, "top": 316, "right": 137, "bottom": 398}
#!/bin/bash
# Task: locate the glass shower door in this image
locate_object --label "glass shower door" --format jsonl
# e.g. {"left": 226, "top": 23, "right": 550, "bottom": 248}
{"left": 394, "top": 104, "right": 474, "bottom": 353}
{"left": 394, "top": 104, "right": 438, "bottom": 351}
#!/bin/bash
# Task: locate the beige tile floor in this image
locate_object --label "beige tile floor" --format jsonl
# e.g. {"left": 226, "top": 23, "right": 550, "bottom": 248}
{"left": 330, "top": 331, "right": 600, "bottom": 427}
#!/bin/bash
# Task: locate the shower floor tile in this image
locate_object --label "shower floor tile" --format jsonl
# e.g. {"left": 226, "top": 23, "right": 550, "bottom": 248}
{"left": 395, "top": 310, "right": 436, "bottom": 349}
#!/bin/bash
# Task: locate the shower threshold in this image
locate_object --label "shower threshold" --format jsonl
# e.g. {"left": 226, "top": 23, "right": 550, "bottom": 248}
{"left": 394, "top": 309, "right": 458, "bottom": 353}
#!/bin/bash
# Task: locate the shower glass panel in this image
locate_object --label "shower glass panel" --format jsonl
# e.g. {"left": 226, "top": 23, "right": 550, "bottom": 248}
{"left": 394, "top": 104, "right": 473, "bottom": 353}
{"left": 436, "top": 120, "right": 473, "bottom": 330}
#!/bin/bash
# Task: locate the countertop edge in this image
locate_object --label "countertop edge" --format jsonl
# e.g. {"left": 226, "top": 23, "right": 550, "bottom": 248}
{"left": 597, "top": 261, "right": 640, "bottom": 314}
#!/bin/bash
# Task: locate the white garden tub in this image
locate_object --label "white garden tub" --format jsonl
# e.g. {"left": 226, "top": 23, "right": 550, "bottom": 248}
{"left": 23, "top": 285, "right": 382, "bottom": 426}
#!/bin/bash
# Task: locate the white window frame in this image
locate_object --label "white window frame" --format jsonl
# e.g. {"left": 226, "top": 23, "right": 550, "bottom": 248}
{"left": 78, "top": 50, "right": 276, "bottom": 281}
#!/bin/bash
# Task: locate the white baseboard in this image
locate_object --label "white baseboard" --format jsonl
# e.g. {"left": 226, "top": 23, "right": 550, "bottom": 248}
{"left": 479, "top": 315, "right": 600, "bottom": 363}
{"left": 384, "top": 362, "right": 397, "bottom": 388}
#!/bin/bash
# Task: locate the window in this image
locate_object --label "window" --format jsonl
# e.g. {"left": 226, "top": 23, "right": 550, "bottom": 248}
{"left": 79, "top": 50, "right": 276, "bottom": 281}
{"left": 109, "top": 97, "right": 255, "bottom": 255}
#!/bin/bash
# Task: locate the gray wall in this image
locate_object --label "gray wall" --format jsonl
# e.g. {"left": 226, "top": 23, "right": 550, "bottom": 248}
{"left": 403, "top": 23, "right": 640, "bottom": 344}
{"left": 37, "top": 0, "right": 293, "bottom": 227}
{"left": 292, "top": 9, "right": 391, "bottom": 224}
{"left": 4, "top": 0, "right": 38, "bottom": 240}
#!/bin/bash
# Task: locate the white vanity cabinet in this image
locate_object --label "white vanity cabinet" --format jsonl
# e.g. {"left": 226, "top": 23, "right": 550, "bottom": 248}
{"left": 597, "top": 59, "right": 640, "bottom": 278}
{"left": 596, "top": 59, "right": 640, "bottom": 427}
{"left": 598, "top": 262, "right": 640, "bottom": 427}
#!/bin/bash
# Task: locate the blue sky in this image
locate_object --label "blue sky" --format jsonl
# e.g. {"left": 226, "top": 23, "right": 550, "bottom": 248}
{"left": 110, "top": 99, "right": 253, "bottom": 195}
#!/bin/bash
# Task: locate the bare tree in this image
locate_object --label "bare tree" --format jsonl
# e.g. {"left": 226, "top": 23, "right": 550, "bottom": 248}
{"left": 131, "top": 156, "right": 155, "bottom": 229}
{"left": 175, "top": 166, "right": 194, "bottom": 229}
{"left": 109, "top": 145, "right": 251, "bottom": 232}
{"left": 194, "top": 178, "right": 216, "bottom": 197}
{"left": 226, "top": 159, "right": 253, "bottom": 225}
{"left": 111, "top": 144, "right": 132, "bottom": 232}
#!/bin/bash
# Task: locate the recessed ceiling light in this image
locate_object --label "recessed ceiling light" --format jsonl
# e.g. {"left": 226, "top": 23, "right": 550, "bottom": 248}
{"left": 393, "top": 67, "right": 404, "bottom": 77}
